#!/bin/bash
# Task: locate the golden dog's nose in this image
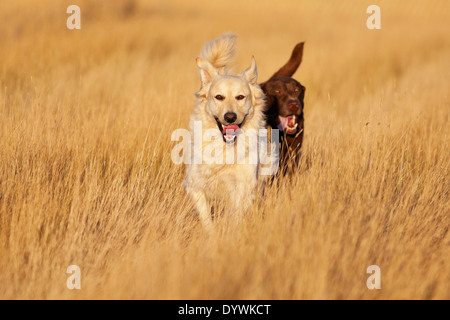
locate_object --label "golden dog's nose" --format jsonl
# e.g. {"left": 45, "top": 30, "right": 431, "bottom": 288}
{"left": 224, "top": 112, "right": 237, "bottom": 124}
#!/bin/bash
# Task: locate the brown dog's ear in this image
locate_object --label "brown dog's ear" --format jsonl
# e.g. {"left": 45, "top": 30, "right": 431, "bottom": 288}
{"left": 259, "top": 81, "right": 275, "bottom": 110}
{"left": 259, "top": 81, "right": 266, "bottom": 92}
{"left": 270, "top": 42, "right": 304, "bottom": 79}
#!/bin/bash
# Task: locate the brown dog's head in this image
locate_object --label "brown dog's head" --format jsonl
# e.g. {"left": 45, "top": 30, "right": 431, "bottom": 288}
{"left": 260, "top": 42, "right": 305, "bottom": 135}
{"left": 261, "top": 77, "right": 305, "bottom": 134}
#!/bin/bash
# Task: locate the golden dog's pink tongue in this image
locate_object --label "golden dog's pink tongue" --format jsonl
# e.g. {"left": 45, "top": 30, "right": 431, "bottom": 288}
{"left": 222, "top": 124, "right": 240, "bottom": 134}
{"left": 223, "top": 124, "right": 240, "bottom": 142}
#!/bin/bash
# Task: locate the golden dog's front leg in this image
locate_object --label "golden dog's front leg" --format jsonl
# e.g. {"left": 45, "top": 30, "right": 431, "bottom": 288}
{"left": 228, "top": 166, "right": 257, "bottom": 223}
{"left": 186, "top": 188, "right": 213, "bottom": 230}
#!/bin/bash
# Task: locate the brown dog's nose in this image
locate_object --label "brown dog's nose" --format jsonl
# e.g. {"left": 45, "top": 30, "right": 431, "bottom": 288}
{"left": 224, "top": 112, "right": 237, "bottom": 124}
{"left": 288, "top": 102, "right": 300, "bottom": 112}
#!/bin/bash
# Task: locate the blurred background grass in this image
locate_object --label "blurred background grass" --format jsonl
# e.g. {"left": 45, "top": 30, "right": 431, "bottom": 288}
{"left": 0, "top": 0, "right": 448, "bottom": 299}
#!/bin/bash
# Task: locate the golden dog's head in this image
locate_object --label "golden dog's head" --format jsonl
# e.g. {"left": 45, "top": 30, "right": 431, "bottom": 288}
{"left": 195, "top": 57, "right": 263, "bottom": 143}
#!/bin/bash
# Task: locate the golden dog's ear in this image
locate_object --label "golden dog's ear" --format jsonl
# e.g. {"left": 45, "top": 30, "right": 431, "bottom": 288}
{"left": 196, "top": 57, "right": 218, "bottom": 87}
{"left": 240, "top": 56, "right": 258, "bottom": 85}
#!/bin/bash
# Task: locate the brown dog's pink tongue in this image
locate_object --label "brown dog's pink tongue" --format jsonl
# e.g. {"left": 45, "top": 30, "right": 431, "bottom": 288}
{"left": 278, "top": 116, "right": 289, "bottom": 130}
{"left": 222, "top": 124, "right": 240, "bottom": 134}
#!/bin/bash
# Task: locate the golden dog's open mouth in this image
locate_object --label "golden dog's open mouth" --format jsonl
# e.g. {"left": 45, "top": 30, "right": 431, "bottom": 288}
{"left": 215, "top": 117, "right": 245, "bottom": 144}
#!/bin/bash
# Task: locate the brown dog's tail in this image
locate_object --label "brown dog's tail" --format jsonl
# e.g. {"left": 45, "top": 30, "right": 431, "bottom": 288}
{"left": 269, "top": 42, "right": 304, "bottom": 79}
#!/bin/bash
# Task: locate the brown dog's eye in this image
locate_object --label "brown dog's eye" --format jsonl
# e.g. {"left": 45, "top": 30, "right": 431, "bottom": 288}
{"left": 295, "top": 88, "right": 300, "bottom": 92}
{"left": 235, "top": 95, "right": 245, "bottom": 100}
{"left": 274, "top": 90, "right": 281, "bottom": 94}
{"left": 215, "top": 95, "right": 225, "bottom": 101}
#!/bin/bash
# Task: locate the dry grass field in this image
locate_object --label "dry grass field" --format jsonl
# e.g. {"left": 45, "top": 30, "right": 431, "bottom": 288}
{"left": 0, "top": 0, "right": 449, "bottom": 299}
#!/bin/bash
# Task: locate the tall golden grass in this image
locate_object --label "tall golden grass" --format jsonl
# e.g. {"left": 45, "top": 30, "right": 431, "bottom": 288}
{"left": 0, "top": 0, "right": 448, "bottom": 299}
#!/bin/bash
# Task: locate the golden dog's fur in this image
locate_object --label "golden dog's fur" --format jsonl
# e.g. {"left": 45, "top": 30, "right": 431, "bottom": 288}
{"left": 184, "top": 33, "right": 266, "bottom": 229}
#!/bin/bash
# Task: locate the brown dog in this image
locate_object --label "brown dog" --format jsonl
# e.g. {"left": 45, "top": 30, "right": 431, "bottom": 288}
{"left": 260, "top": 43, "right": 305, "bottom": 174}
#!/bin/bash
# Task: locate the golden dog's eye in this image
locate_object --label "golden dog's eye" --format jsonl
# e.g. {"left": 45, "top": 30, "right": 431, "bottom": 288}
{"left": 235, "top": 95, "right": 245, "bottom": 100}
{"left": 215, "top": 95, "right": 225, "bottom": 101}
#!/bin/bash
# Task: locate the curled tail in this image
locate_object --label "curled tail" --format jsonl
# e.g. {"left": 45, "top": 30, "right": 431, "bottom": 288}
{"left": 200, "top": 33, "right": 237, "bottom": 73}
